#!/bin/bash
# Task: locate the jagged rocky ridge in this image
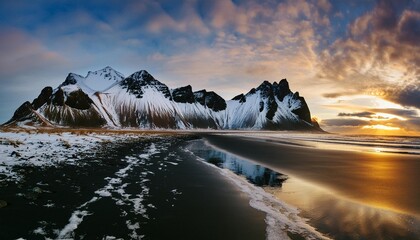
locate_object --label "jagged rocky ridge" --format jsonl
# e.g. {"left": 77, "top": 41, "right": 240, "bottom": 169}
{"left": 4, "top": 67, "right": 321, "bottom": 130}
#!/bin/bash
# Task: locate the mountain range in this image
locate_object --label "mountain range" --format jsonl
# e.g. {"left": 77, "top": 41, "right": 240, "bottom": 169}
{"left": 4, "top": 67, "right": 321, "bottom": 131}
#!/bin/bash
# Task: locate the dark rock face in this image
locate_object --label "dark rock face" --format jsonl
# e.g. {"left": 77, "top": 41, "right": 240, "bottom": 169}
{"left": 172, "top": 85, "right": 195, "bottom": 103}
{"left": 194, "top": 90, "right": 227, "bottom": 112}
{"left": 256, "top": 81, "right": 273, "bottom": 98}
{"left": 259, "top": 101, "right": 264, "bottom": 112}
{"left": 193, "top": 90, "right": 207, "bottom": 106}
{"left": 255, "top": 81, "right": 278, "bottom": 120}
{"left": 120, "top": 70, "right": 172, "bottom": 99}
{"left": 61, "top": 73, "right": 80, "bottom": 86}
{"left": 232, "top": 94, "right": 246, "bottom": 103}
{"left": 274, "top": 79, "right": 292, "bottom": 101}
{"left": 52, "top": 89, "right": 65, "bottom": 106}
{"left": 65, "top": 90, "right": 93, "bottom": 110}
{"left": 205, "top": 92, "right": 227, "bottom": 112}
{"left": 266, "top": 97, "right": 278, "bottom": 120}
{"left": 32, "top": 87, "right": 52, "bottom": 109}
{"left": 291, "top": 96, "right": 311, "bottom": 123}
{"left": 9, "top": 101, "right": 33, "bottom": 122}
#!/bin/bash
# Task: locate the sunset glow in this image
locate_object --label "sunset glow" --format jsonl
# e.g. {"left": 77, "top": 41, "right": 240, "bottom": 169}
{"left": 362, "top": 125, "right": 401, "bottom": 131}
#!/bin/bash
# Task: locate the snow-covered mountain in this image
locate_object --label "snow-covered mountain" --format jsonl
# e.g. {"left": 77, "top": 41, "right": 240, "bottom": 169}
{"left": 4, "top": 67, "right": 321, "bottom": 130}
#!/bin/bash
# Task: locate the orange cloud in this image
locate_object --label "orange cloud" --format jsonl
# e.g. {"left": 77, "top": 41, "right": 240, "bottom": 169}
{"left": 318, "top": 0, "right": 420, "bottom": 109}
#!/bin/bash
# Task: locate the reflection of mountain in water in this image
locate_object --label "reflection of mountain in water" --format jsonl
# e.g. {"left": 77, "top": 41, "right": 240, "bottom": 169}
{"left": 189, "top": 141, "right": 287, "bottom": 187}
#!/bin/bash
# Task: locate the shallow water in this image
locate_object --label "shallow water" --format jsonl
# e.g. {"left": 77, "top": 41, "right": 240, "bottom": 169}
{"left": 236, "top": 132, "right": 420, "bottom": 155}
{"left": 190, "top": 137, "right": 420, "bottom": 240}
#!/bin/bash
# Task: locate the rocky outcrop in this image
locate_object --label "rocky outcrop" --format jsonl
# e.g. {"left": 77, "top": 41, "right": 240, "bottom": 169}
{"left": 273, "top": 79, "right": 292, "bottom": 101}
{"left": 232, "top": 94, "right": 246, "bottom": 103}
{"left": 32, "top": 87, "right": 53, "bottom": 109}
{"left": 193, "top": 90, "right": 226, "bottom": 112}
{"left": 8, "top": 101, "right": 33, "bottom": 122}
{"left": 291, "top": 92, "right": 311, "bottom": 123}
{"left": 172, "top": 85, "right": 195, "bottom": 103}
{"left": 65, "top": 90, "right": 93, "bottom": 110}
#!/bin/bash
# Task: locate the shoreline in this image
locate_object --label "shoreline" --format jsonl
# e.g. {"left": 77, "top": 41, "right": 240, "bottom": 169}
{"left": 198, "top": 134, "right": 420, "bottom": 239}
{"left": 203, "top": 133, "right": 420, "bottom": 217}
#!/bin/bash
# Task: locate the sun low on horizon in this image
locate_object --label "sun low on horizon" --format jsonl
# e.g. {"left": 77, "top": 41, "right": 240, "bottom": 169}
{"left": 0, "top": 0, "right": 419, "bottom": 135}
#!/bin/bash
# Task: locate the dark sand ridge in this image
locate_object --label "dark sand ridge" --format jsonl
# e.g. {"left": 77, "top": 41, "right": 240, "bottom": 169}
{"left": 203, "top": 134, "right": 420, "bottom": 216}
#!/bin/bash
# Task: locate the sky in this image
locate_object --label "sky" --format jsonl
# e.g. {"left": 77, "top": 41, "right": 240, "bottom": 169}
{"left": 0, "top": 0, "right": 419, "bottom": 135}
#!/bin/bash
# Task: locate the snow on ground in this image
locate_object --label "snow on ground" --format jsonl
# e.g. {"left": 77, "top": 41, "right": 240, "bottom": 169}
{"left": 55, "top": 140, "right": 172, "bottom": 239}
{"left": 0, "top": 131, "right": 144, "bottom": 183}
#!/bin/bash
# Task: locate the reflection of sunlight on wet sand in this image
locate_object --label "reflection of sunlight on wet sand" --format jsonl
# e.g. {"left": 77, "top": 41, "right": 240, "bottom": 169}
{"left": 357, "top": 151, "right": 413, "bottom": 214}
{"left": 203, "top": 133, "right": 420, "bottom": 238}
{"left": 266, "top": 174, "right": 420, "bottom": 239}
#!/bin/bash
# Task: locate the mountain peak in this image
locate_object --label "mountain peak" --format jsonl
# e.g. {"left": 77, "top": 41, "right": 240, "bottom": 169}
{"left": 86, "top": 66, "right": 124, "bottom": 79}
{"left": 129, "top": 70, "right": 154, "bottom": 81}
{"left": 274, "top": 78, "right": 291, "bottom": 101}
{"left": 61, "top": 73, "right": 83, "bottom": 87}
{"left": 121, "top": 70, "right": 171, "bottom": 99}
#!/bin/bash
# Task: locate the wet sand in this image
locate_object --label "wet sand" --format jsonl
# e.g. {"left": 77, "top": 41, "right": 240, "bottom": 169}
{"left": 203, "top": 134, "right": 420, "bottom": 217}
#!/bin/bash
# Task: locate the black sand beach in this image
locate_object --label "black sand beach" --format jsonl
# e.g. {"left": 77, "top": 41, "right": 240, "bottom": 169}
{"left": 203, "top": 133, "right": 420, "bottom": 239}
{"left": 2, "top": 131, "right": 420, "bottom": 239}
{"left": 0, "top": 134, "right": 266, "bottom": 239}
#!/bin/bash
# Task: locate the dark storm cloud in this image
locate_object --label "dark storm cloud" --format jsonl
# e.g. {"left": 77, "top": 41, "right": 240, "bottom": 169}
{"left": 385, "top": 85, "right": 420, "bottom": 109}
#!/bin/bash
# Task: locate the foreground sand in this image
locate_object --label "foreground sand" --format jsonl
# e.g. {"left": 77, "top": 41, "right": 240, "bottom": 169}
{"left": 0, "top": 131, "right": 266, "bottom": 239}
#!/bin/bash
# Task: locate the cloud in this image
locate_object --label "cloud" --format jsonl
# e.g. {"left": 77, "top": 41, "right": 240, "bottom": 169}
{"left": 0, "top": 28, "right": 71, "bottom": 124}
{"left": 144, "top": 1, "right": 209, "bottom": 35}
{"left": 322, "top": 91, "right": 359, "bottom": 98}
{"left": 318, "top": 0, "right": 420, "bottom": 109}
{"left": 371, "top": 108, "right": 418, "bottom": 118}
{"left": 0, "top": 28, "right": 66, "bottom": 78}
{"left": 317, "top": 0, "right": 332, "bottom": 12}
{"left": 397, "top": 10, "right": 420, "bottom": 45}
{"left": 384, "top": 85, "right": 420, "bottom": 109}
{"left": 322, "top": 107, "right": 420, "bottom": 133}
{"left": 322, "top": 118, "right": 368, "bottom": 127}
{"left": 338, "top": 112, "right": 374, "bottom": 118}
{"left": 138, "top": 0, "right": 334, "bottom": 97}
